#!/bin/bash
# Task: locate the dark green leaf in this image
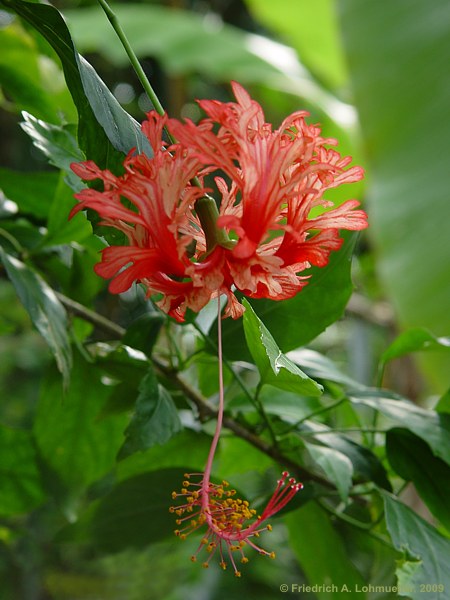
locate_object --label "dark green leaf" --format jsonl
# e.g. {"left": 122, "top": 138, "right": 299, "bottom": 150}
{"left": 118, "top": 369, "right": 182, "bottom": 460}
{"left": 88, "top": 342, "right": 149, "bottom": 383}
{"left": 59, "top": 468, "right": 188, "bottom": 551}
{"left": 122, "top": 312, "right": 165, "bottom": 357}
{"left": 0, "top": 425, "right": 46, "bottom": 516}
{"left": 383, "top": 492, "right": 450, "bottom": 599}
{"left": 33, "top": 354, "right": 127, "bottom": 501}
{"left": 1, "top": 0, "right": 150, "bottom": 165}
{"left": 0, "top": 168, "right": 59, "bottom": 219}
{"left": 44, "top": 173, "right": 92, "bottom": 246}
{"left": 242, "top": 299, "right": 323, "bottom": 397}
{"left": 116, "top": 430, "right": 211, "bottom": 482}
{"left": 386, "top": 428, "right": 450, "bottom": 532}
{"left": 0, "top": 248, "right": 72, "bottom": 386}
{"left": 349, "top": 390, "right": 450, "bottom": 466}
{"left": 220, "top": 233, "right": 359, "bottom": 361}
{"left": 285, "top": 501, "right": 366, "bottom": 598}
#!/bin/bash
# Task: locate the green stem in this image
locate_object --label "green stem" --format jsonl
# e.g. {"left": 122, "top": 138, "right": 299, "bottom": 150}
{"left": 0, "top": 228, "right": 25, "bottom": 256}
{"left": 192, "top": 321, "right": 257, "bottom": 408}
{"left": 97, "top": 0, "right": 166, "bottom": 118}
{"left": 302, "top": 427, "right": 387, "bottom": 436}
{"left": 254, "top": 381, "right": 278, "bottom": 448}
{"left": 318, "top": 499, "right": 395, "bottom": 551}
{"left": 195, "top": 196, "right": 235, "bottom": 252}
{"left": 97, "top": 0, "right": 233, "bottom": 252}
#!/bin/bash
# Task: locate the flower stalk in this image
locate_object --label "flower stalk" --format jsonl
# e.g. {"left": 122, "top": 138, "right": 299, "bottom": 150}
{"left": 170, "top": 298, "right": 303, "bottom": 576}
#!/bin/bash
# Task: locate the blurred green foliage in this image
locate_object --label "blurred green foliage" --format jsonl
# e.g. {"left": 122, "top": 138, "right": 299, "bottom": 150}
{"left": 0, "top": 1, "right": 449, "bottom": 599}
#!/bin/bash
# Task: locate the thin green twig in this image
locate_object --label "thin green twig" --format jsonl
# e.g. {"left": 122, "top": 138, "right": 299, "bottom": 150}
{"left": 318, "top": 499, "right": 395, "bottom": 551}
{"left": 97, "top": 0, "right": 166, "bottom": 118}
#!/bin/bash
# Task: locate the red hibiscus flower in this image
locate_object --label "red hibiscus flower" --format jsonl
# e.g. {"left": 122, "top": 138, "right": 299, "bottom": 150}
{"left": 71, "top": 82, "right": 367, "bottom": 322}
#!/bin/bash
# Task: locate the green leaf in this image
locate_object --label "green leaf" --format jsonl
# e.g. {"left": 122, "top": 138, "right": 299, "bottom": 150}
{"left": 383, "top": 493, "right": 450, "bottom": 600}
{"left": 59, "top": 468, "right": 188, "bottom": 552}
{"left": 88, "top": 342, "right": 149, "bottom": 383}
{"left": 349, "top": 390, "right": 450, "bottom": 466}
{"left": 381, "top": 327, "right": 450, "bottom": 364}
{"left": 220, "top": 232, "right": 359, "bottom": 361}
{"left": 122, "top": 312, "right": 165, "bottom": 358}
{"left": 302, "top": 421, "right": 392, "bottom": 490}
{"left": 33, "top": 354, "right": 127, "bottom": 504}
{"left": 304, "top": 443, "right": 353, "bottom": 503}
{"left": 0, "top": 248, "right": 72, "bottom": 386}
{"left": 75, "top": 53, "right": 152, "bottom": 157}
{"left": 230, "top": 386, "right": 321, "bottom": 422}
{"left": 44, "top": 172, "right": 92, "bottom": 246}
{"left": 116, "top": 430, "right": 211, "bottom": 482}
{"left": 0, "top": 21, "right": 76, "bottom": 121}
{"left": 118, "top": 369, "right": 182, "bottom": 460}
{"left": 436, "top": 388, "right": 450, "bottom": 414}
{"left": 339, "top": 0, "right": 450, "bottom": 391}
{"left": 246, "top": 0, "right": 348, "bottom": 89}
{"left": 379, "top": 329, "right": 450, "bottom": 389}
{"left": 386, "top": 428, "right": 450, "bottom": 532}
{"left": 1, "top": 0, "right": 150, "bottom": 164}
{"left": 0, "top": 425, "right": 46, "bottom": 516}
{"left": 288, "top": 347, "right": 365, "bottom": 390}
{"left": 0, "top": 168, "right": 59, "bottom": 219}
{"left": 20, "top": 113, "right": 85, "bottom": 191}
{"left": 242, "top": 299, "right": 322, "bottom": 397}
{"left": 285, "top": 502, "right": 366, "bottom": 598}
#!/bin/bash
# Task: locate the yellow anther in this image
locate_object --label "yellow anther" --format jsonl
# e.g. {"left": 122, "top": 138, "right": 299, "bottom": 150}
{"left": 219, "top": 561, "right": 227, "bottom": 570}
{"left": 267, "top": 524, "right": 273, "bottom": 532}
{"left": 202, "top": 562, "right": 209, "bottom": 569}
{"left": 190, "top": 556, "right": 197, "bottom": 562}
{"left": 241, "top": 557, "right": 249, "bottom": 564}
{"left": 171, "top": 491, "right": 177, "bottom": 499}
{"left": 183, "top": 481, "right": 190, "bottom": 487}
{"left": 235, "top": 571, "right": 242, "bottom": 578}
{"left": 269, "top": 552, "right": 276, "bottom": 559}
